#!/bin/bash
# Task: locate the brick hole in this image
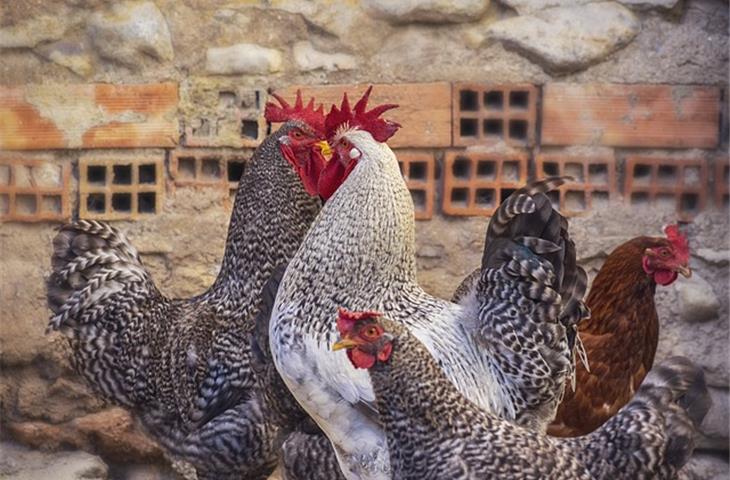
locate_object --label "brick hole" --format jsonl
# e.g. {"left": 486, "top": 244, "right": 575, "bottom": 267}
{"left": 475, "top": 188, "right": 495, "bottom": 208}
{"left": 459, "top": 90, "right": 479, "bottom": 111}
{"left": 178, "top": 157, "right": 196, "bottom": 180}
{"left": 452, "top": 157, "right": 472, "bottom": 178}
{"left": 240, "top": 91, "right": 259, "bottom": 110}
{"left": 398, "top": 162, "right": 404, "bottom": 175}
{"left": 630, "top": 192, "right": 650, "bottom": 205}
{"left": 680, "top": 193, "right": 700, "bottom": 214}
{"left": 459, "top": 118, "right": 478, "bottom": 138}
{"left": 111, "top": 193, "right": 132, "bottom": 212}
{"left": 483, "top": 91, "right": 503, "bottom": 111}
{"left": 723, "top": 165, "right": 729, "bottom": 184}
{"left": 138, "top": 192, "right": 156, "bottom": 213}
{"left": 16, "top": 194, "right": 37, "bottom": 214}
{"left": 683, "top": 166, "right": 701, "bottom": 185}
{"left": 218, "top": 91, "right": 237, "bottom": 109}
{"left": 591, "top": 191, "right": 610, "bottom": 207}
{"left": 588, "top": 163, "right": 609, "bottom": 185}
{"left": 201, "top": 157, "right": 222, "bottom": 179}
{"left": 41, "top": 195, "right": 62, "bottom": 214}
{"left": 227, "top": 160, "right": 245, "bottom": 182}
{"left": 113, "top": 165, "right": 132, "bottom": 185}
{"left": 565, "top": 191, "right": 586, "bottom": 211}
{"left": 632, "top": 164, "right": 652, "bottom": 184}
{"left": 0, "top": 194, "right": 8, "bottom": 214}
{"left": 139, "top": 164, "right": 156, "bottom": 184}
{"left": 409, "top": 162, "right": 428, "bottom": 181}
{"left": 450, "top": 188, "right": 469, "bottom": 207}
{"left": 565, "top": 163, "right": 584, "bottom": 183}
{"left": 241, "top": 120, "right": 260, "bottom": 140}
{"left": 15, "top": 165, "right": 33, "bottom": 187}
{"left": 483, "top": 119, "right": 503, "bottom": 137}
{"left": 33, "top": 164, "right": 62, "bottom": 188}
{"left": 0, "top": 165, "right": 9, "bottom": 185}
{"left": 543, "top": 162, "right": 560, "bottom": 177}
{"left": 502, "top": 161, "right": 520, "bottom": 182}
{"left": 657, "top": 165, "right": 678, "bottom": 185}
{"left": 86, "top": 193, "right": 106, "bottom": 213}
{"left": 508, "top": 120, "right": 528, "bottom": 142}
{"left": 500, "top": 188, "right": 517, "bottom": 203}
{"left": 476, "top": 161, "right": 496, "bottom": 180}
{"left": 509, "top": 91, "right": 530, "bottom": 110}
{"left": 192, "top": 118, "right": 212, "bottom": 137}
{"left": 656, "top": 193, "right": 676, "bottom": 210}
{"left": 87, "top": 165, "right": 106, "bottom": 185}
{"left": 410, "top": 189, "right": 427, "bottom": 210}
{"left": 546, "top": 190, "right": 560, "bottom": 210}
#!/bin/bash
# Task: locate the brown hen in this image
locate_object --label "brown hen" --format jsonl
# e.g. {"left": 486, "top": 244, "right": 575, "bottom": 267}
{"left": 548, "top": 224, "right": 691, "bottom": 437}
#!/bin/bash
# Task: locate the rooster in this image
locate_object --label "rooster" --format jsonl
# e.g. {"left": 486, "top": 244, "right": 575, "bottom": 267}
{"left": 548, "top": 225, "right": 692, "bottom": 437}
{"left": 333, "top": 310, "right": 710, "bottom": 480}
{"left": 269, "top": 88, "right": 588, "bottom": 479}
{"left": 46, "top": 92, "right": 335, "bottom": 480}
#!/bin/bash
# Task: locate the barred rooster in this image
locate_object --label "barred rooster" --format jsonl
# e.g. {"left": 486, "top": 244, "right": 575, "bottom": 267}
{"left": 46, "top": 93, "right": 334, "bottom": 480}
{"left": 269, "top": 88, "right": 588, "bottom": 479}
{"left": 549, "top": 225, "right": 692, "bottom": 437}
{"left": 334, "top": 310, "right": 710, "bottom": 479}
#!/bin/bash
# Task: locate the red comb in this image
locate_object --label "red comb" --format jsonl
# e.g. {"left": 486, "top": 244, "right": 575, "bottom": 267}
{"left": 325, "top": 86, "right": 401, "bottom": 142}
{"left": 664, "top": 224, "right": 690, "bottom": 261}
{"left": 336, "top": 308, "right": 381, "bottom": 335}
{"left": 265, "top": 90, "right": 326, "bottom": 135}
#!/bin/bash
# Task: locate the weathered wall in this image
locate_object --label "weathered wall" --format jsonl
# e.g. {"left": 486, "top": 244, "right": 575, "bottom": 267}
{"left": 0, "top": 0, "right": 728, "bottom": 478}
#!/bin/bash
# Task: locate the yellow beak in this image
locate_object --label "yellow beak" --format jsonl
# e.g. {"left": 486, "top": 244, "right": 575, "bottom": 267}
{"left": 332, "top": 338, "right": 358, "bottom": 351}
{"left": 676, "top": 265, "right": 692, "bottom": 278}
{"left": 317, "top": 140, "right": 332, "bottom": 158}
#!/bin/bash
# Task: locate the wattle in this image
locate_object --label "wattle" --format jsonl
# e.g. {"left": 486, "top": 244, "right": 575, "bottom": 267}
{"left": 348, "top": 348, "right": 376, "bottom": 369}
{"left": 654, "top": 269, "right": 678, "bottom": 286}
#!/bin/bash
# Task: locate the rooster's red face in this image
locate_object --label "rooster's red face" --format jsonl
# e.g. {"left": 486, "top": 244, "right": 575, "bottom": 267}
{"left": 332, "top": 308, "right": 394, "bottom": 369}
{"left": 317, "top": 134, "right": 362, "bottom": 201}
{"left": 642, "top": 224, "right": 691, "bottom": 286}
{"left": 278, "top": 124, "right": 330, "bottom": 197}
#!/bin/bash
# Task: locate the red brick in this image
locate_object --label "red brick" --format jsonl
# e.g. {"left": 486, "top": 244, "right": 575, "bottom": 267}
{"left": 79, "top": 154, "right": 165, "bottom": 220}
{"left": 715, "top": 156, "right": 729, "bottom": 209}
{"left": 0, "top": 84, "right": 178, "bottom": 150}
{"left": 396, "top": 150, "right": 437, "bottom": 220}
{"left": 624, "top": 155, "right": 709, "bottom": 220}
{"left": 0, "top": 157, "right": 71, "bottom": 222}
{"left": 542, "top": 84, "right": 720, "bottom": 148}
{"left": 535, "top": 153, "right": 617, "bottom": 216}
{"left": 442, "top": 150, "right": 528, "bottom": 216}
{"left": 452, "top": 84, "right": 537, "bottom": 148}
{"left": 275, "top": 83, "right": 452, "bottom": 148}
{"left": 183, "top": 88, "right": 267, "bottom": 148}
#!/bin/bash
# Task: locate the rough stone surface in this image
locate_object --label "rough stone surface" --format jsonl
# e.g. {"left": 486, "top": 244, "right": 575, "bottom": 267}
{"left": 35, "top": 40, "right": 95, "bottom": 78}
{"left": 502, "top": 0, "right": 681, "bottom": 14}
{"left": 0, "top": 14, "right": 71, "bottom": 49}
{"left": 618, "top": 0, "right": 682, "bottom": 10}
{"left": 87, "top": 1, "right": 174, "bottom": 69}
{"left": 0, "top": 442, "right": 108, "bottom": 480}
{"left": 293, "top": 41, "right": 357, "bottom": 72}
{"left": 697, "top": 386, "right": 730, "bottom": 452}
{"left": 678, "top": 272, "right": 721, "bottom": 323}
{"left": 205, "top": 43, "right": 283, "bottom": 75}
{"left": 486, "top": 2, "right": 641, "bottom": 73}
{"left": 363, "top": 0, "right": 490, "bottom": 23}
{"left": 683, "top": 452, "right": 730, "bottom": 479}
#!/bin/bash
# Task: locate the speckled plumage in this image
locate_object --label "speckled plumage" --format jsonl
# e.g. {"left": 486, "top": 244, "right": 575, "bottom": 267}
{"left": 270, "top": 127, "right": 587, "bottom": 480}
{"left": 365, "top": 317, "right": 709, "bottom": 480}
{"left": 47, "top": 122, "right": 323, "bottom": 479}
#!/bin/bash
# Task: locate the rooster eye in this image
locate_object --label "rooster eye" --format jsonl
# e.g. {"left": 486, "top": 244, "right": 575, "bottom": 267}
{"left": 660, "top": 249, "right": 670, "bottom": 257}
{"left": 364, "top": 326, "right": 379, "bottom": 338}
{"left": 292, "top": 130, "right": 304, "bottom": 139}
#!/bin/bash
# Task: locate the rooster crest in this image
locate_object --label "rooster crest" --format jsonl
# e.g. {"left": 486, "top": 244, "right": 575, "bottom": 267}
{"left": 325, "top": 86, "right": 401, "bottom": 142}
{"left": 265, "top": 89, "right": 326, "bottom": 135}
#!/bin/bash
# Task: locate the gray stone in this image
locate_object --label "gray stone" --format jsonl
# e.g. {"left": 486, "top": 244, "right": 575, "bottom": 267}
{"left": 0, "top": 442, "right": 108, "bottom": 480}
{"left": 678, "top": 273, "right": 721, "bottom": 323}
{"left": 696, "top": 248, "right": 730, "bottom": 266}
{"left": 35, "top": 40, "right": 94, "bottom": 77}
{"left": 682, "top": 451, "right": 730, "bottom": 480}
{"left": 363, "top": 0, "right": 490, "bottom": 23}
{"left": 618, "top": 0, "right": 682, "bottom": 10}
{"left": 698, "top": 386, "right": 730, "bottom": 452}
{"left": 486, "top": 2, "right": 641, "bottom": 73}
{"left": 293, "top": 41, "right": 357, "bottom": 72}
{"left": 205, "top": 43, "right": 282, "bottom": 75}
{"left": 500, "top": 0, "right": 593, "bottom": 15}
{"left": 87, "top": 1, "right": 173, "bottom": 69}
{"left": 0, "top": 15, "right": 70, "bottom": 49}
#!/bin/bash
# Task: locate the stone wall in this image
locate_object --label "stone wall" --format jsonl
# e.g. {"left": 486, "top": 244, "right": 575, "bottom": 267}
{"left": 1, "top": 0, "right": 728, "bottom": 478}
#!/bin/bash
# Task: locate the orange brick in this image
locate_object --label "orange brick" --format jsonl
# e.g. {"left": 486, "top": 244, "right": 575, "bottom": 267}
{"left": 442, "top": 150, "right": 528, "bottom": 216}
{"left": 452, "top": 84, "right": 537, "bottom": 148}
{"left": 275, "top": 83, "right": 452, "bottom": 148}
{"left": 624, "top": 155, "right": 709, "bottom": 220}
{"left": 396, "top": 150, "right": 437, "bottom": 220}
{"left": 0, "top": 84, "right": 178, "bottom": 150}
{"left": 170, "top": 148, "right": 253, "bottom": 207}
{"left": 0, "top": 157, "right": 71, "bottom": 222}
{"left": 184, "top": 88, "right": 267, "bottom": 148}
{"left": 542, "top": 84, "right": 720, "bottom": 148}
{"left": 715, "top": 156, "right": 729, "bottom": 209}
{"left": 535, "top": 153, "right": 617, "bottom": 216}
{"left": 79, "top": 154, "right": 164, "bottom": 220}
